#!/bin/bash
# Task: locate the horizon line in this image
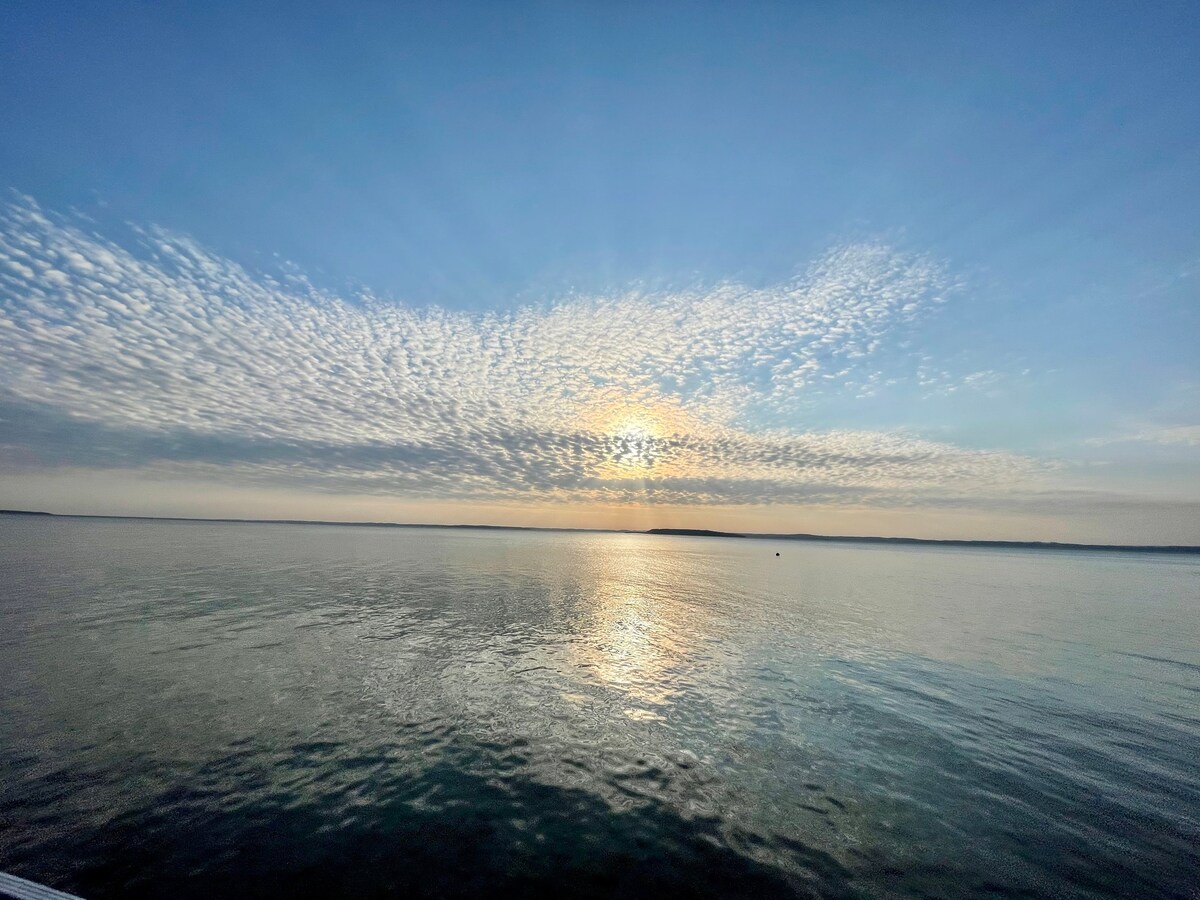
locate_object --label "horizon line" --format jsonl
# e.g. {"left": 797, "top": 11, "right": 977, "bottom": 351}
{"left": 2, "top": 509, "right": 1197, "bottom": 554}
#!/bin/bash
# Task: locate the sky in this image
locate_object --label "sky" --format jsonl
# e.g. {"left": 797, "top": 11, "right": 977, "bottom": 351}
{"left": 0, "top": 1, "right": 1197, "bottom": 542}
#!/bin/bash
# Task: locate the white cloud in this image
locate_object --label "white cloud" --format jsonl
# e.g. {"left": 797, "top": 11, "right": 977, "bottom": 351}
{"left": 1086, "top": 425, "right": 1200, "bottom": 448}
{"left": 0, "top": 196, "right": 1046, "bottom": 506}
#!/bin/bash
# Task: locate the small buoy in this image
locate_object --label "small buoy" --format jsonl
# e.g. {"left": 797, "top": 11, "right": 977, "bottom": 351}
{"left": 775, "top": 552, "right": 780, "bottom": 557}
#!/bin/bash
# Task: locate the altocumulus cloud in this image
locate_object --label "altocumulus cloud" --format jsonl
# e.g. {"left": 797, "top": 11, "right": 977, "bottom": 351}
{"left": 0, "top": 196, "right": 1045, "bottom": 507}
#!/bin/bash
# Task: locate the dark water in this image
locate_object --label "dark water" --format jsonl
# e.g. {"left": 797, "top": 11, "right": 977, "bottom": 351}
{"left": 0, "top": 517, "right": 1197, "bottom": 899}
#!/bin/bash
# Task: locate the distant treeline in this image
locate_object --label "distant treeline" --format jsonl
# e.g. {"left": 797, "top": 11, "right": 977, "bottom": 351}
{"left": 646, "top": 527, "right": 1199, "bottom": 554}
{"left": 3, "top": 511, "right": 1196, "bottom": 553}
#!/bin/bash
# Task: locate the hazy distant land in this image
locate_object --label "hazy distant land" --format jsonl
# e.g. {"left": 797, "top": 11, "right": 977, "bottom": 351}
{"left": 2, "top": 510, "right": 1196, "bottom": 553}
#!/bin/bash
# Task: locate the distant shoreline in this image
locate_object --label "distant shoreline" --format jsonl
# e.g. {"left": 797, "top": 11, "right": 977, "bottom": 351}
{"left": 2, "top": 509, "right": 1197, "bottom": 554}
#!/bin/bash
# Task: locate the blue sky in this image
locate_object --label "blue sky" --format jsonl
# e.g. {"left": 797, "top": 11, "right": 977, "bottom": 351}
{"left": 0, "top": 1, "right": 1197, "bottom": 541}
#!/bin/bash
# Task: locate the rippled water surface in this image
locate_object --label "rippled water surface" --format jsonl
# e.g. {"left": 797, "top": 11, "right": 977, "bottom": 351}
{"left": 1, "top": 517, "right": 1197, "bottom": 898}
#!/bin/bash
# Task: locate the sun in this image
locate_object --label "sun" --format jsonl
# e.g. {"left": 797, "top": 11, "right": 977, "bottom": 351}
{"left": 589, "top": 405, "right": 671, "bottom": 472}
{"left": 612, "top": 414, "right": 657, "bottom": 444}
{"left": 589, "top": 401, "right": 667, "bottom": 441}
{"left": 577, "top": 397, "right": 707, "bottom": 479}
{"left": 609, "top": 420, "right": 657, "bottom": 469}
{"left": 615, "top": 421, "right": 652, "bottom": 443}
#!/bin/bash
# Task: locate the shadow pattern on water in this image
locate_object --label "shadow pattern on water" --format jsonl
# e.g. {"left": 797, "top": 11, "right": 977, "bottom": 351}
{"left": 27, "top": 734, "right": 860, "bottom": 900}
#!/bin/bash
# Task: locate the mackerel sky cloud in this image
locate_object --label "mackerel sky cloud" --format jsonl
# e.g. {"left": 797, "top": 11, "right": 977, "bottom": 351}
{"left": 0, "top": 197, "right": 1039, "bottom": 509}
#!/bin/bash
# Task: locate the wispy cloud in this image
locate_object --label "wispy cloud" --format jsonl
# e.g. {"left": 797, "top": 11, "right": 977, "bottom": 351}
{"left": 1086, "top": 425, "right": 1200, "bottom": 448}
{"left": 0, "top": 196, "right": 1044, "bottom": 507}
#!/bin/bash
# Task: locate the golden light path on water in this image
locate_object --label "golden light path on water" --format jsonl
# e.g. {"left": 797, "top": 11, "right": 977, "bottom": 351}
{"left": 565, "top": 534, "right": 721, "bottom": 722}
{"left": 368, "top": 529, "right": 732, "bottom": 730}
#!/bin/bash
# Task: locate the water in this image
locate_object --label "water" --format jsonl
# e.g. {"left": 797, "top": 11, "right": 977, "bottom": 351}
{"left": 0, "top": 516, "right": 1197, "bottom": 899}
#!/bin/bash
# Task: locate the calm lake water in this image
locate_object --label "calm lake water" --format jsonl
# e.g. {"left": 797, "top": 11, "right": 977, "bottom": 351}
{"left": 0, "top": 516, "right": 1197, "bottom": 899}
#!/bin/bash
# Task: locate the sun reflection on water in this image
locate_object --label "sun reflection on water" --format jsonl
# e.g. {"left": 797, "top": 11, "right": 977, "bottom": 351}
{"left": 568, "top": 535, "right": 710, "bottom": 720}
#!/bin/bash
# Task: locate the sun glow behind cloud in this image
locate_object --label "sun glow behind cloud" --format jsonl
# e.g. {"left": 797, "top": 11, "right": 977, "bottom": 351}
{"left": 0, "top": 195, "right": 1059, "bottom": 521}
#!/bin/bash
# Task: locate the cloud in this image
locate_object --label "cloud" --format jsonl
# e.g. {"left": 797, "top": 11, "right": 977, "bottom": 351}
{"left": 0, "top": 195, "right": 1045, "bottom": 507}
{"left": 1087, "top": 425, "right": 1200, "bottom": 448}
